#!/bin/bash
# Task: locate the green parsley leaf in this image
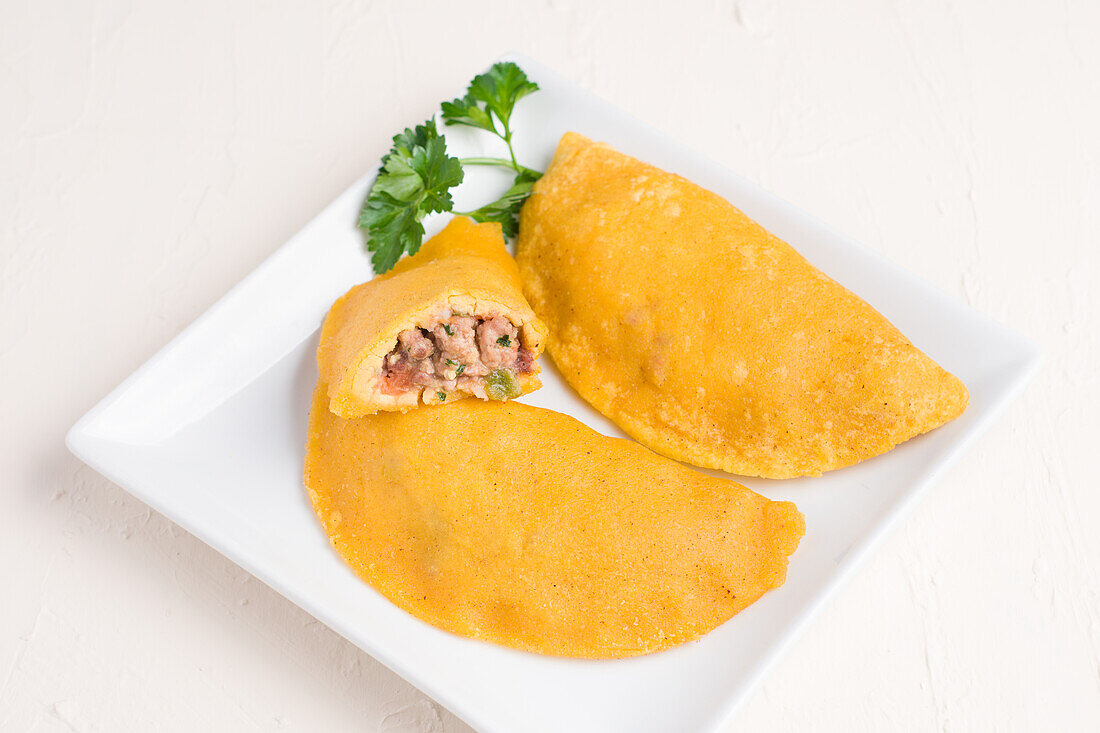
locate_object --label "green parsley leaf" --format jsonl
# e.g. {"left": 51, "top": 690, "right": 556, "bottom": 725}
{"left": 455, "top": 363, "right": 466, "bottom": 376}
{"left": 465, "top": 62, "right": 539, "bottom": 132}
{"left": 358, "top": 119, "right": 464, "bottom": 273}
{"left": 464, "top": 168, "right": 539, "bottom": 238}
{"left": 436, "top": 391, "right": 446, "bottom": 401}
{"left": 441, "top": 324, "right": 454, "bottom": 336}
{"left": 442, "top": 62, "right": 539, "bottom": 171}
{"left": 390, "top": 120, "right": 437, "bottom": 151}
{"left": 495, "top": 335, "right": 511, "bottom": 347}
{"left": 440, "top": 95, "right": 496, "bottom": 134}
{"left": 445, "top": 358, "right": 458, "bottom": 366}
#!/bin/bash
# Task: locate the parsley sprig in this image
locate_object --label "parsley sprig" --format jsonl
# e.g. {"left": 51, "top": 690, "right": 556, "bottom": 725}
{"left": 442, "top": 62, "right": 539, "bottom": 173}
{"left": 455, "top": 167, "right": 539, "bottom": 238}
{"left": 358, "top": 120, "right": 464, "bottom": 273}
{"left": 358, "top": 62, "right": 542, "bottom": 273}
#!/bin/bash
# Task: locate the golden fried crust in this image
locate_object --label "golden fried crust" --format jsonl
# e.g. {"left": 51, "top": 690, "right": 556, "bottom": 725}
{"left": 516, "top": 133, "right": 968, "bottom": 478}
{"left": 304, "top": 384, "right": 804, "bottom": 658}
{"left": 317, "top": 216, "right": 548, "bottom": 417}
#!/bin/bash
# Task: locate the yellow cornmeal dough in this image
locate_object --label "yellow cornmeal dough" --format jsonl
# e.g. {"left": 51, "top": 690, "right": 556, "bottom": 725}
{"left": 516, "top": 133, "right": 969, "bottom": 478}
{"left": 304, "top": 385, "right": 804, "bottom": 658}
{"left": 318, "top": 216, "right": 548, "bottom": 417}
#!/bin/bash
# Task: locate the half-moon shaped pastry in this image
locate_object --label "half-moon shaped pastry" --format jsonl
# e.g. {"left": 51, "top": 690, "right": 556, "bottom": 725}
{"left": 304, "top": 385, "right": 804, "bottom": 658}
{"left": 516, "top": 133, "right": 968, "bottom": 478}
{"left": 318, "top": 216, "right": 548, "bottom": 417}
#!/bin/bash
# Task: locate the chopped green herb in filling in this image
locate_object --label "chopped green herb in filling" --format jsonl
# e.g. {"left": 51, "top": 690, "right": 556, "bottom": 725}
{"left": 496, "top": 335, "right": 511, "bottom": 347}
{"left": 436, "top": 391, "right": 446, "bottom": 401}
{"left": 442, "top": 324, "right": 454, "bottom": 336}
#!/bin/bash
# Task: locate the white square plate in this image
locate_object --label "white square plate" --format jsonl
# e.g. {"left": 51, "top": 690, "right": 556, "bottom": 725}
{"left": 67, "top": 55, "right": 1039, "bottom": 733}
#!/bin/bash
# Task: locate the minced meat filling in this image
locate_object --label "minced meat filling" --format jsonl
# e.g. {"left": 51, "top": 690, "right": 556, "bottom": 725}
{"left": 381, "top": 315, "right": 534, "bottom": 399}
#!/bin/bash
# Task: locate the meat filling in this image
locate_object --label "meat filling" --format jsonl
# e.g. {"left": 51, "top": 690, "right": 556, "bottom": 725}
{"left": 381, "top": 315, "right": 534, "bottom": 400}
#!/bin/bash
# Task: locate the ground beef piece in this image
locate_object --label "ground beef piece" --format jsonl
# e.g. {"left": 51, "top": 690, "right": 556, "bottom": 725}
{"left": 476, "top": 316, "right": 520, "bottom": 370}
{"left": 398, "top": 328, "right": 435, "bottom": 360}
{"left": 432, "top": 316, "right": 488, "bottom": 378}
{"left": 380, "top": 356, "right": 414, "bottom": 395}
{"left": 515, "top": 348, "right": 535, "bottom": 374}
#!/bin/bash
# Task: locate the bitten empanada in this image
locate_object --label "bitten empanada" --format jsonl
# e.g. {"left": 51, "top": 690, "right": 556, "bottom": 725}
{"left": 319, "top": 216, "right": 547, "bottom": 416}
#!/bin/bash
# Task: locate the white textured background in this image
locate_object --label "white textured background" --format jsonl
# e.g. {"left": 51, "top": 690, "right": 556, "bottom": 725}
{"left": 3, "top": 0, "right": 1098, "bottom": 730}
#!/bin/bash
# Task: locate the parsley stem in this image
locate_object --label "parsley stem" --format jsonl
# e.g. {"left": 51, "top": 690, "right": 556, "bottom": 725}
{"left": 502, "top": 128, "right": 519, "bottom": 170}
{"left": 460, "top": 156, "right": 518, "bottom": 168}
{"left": 459, "top": 157, "right": 541, "bottom": 179}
